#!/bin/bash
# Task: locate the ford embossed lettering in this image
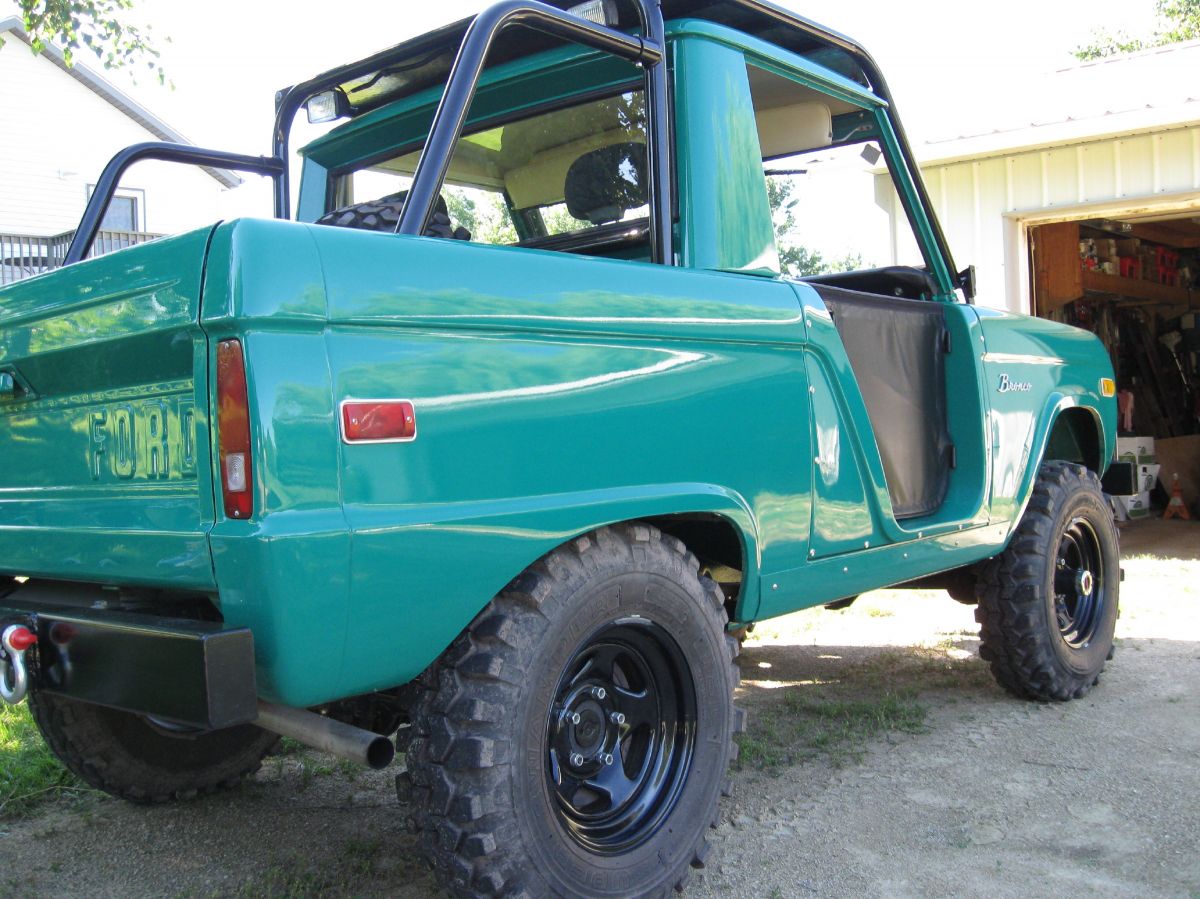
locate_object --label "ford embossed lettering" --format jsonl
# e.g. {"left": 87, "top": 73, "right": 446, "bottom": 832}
{"left": 88, "top": 396, "right": 197, "bottom": 481}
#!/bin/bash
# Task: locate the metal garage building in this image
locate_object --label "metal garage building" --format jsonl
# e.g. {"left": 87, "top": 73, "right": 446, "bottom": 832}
{"left": 906, "top": 39, "right": 1200, "bottom": 317}
{"left": 890, "top": 42, "right": 1199, "bottom": 495}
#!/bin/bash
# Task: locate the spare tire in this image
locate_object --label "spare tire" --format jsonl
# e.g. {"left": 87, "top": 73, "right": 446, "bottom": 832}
{"left": 316, "top": 191, "right": 470, "bottom": 241}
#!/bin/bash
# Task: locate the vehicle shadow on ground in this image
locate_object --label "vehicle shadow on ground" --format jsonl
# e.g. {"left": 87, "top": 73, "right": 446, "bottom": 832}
{"left": 730, "top": 638, "right": 999, "bottom": 776}
{"left": 0, "top": 639, "right": 1002, "bottom": 899}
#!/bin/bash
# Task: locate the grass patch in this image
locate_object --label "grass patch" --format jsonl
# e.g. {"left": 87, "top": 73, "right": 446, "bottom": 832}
{"left": 735, "top": 687, "right": 926, "bottom": 772}
{"left": 0, "top": 704, "right": 88, "bottom": 819}
{"left": 201, "top": 837, "right": 399, "bottom": 899}
{"left": 837, "top": 645, "right": 994, "bottom": 693}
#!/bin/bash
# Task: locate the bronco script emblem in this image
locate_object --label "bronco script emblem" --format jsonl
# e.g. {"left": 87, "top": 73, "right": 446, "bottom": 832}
{"left": 997, "top": 373, "right": 1032, "bottom": 394}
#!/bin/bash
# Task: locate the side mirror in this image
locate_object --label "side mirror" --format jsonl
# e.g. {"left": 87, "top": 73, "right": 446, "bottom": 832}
{"left": 957, "top": 265, "right": 977, "bottom": 303}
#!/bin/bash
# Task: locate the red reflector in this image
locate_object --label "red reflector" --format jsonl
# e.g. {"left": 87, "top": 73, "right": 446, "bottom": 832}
{"left": 216, "top": 339, "right": 253, "bottom": 519}
{"left": 5, "top": 626, "right": 37, "bottom": 652}
{"left": 341, "top": 400, "right": 417, "bottom": 443}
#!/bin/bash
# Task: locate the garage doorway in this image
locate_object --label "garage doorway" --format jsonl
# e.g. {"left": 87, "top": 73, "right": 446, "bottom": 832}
{"left": 1027, "top": 207, "right": 1199, "bottom": 519}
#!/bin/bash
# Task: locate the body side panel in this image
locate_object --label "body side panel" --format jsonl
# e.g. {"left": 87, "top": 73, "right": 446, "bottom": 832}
{"left": 314, "top": 226, "right": 812, "bottom": 701}
{"left": 203, "top": 220, "right": 814, "bottom": 704}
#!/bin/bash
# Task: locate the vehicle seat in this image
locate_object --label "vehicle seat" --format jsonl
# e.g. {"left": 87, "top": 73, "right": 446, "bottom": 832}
{"left": 563, "top": 142, "right": 648, "bottom": 225}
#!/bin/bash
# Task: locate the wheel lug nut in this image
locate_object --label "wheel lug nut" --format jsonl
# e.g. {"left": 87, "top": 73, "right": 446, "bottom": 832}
{"left": 570, "top": 753, "right": 584, "bottom": 767}
{"left": 570, "top": 712, "right": 582, "bottom": 725}
{"left": 602, "top": 753, "right": 614, "bottom": 766}
{"left": 610, "top": 712, "right": 625, "bottom": 725}
{"left": 594, "top": 687, "right": 606, "bottom": 700}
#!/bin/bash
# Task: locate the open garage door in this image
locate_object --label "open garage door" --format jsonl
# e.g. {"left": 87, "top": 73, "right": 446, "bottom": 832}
{"left": 1029, "top": 212, "right": 1200, "bottom": 517}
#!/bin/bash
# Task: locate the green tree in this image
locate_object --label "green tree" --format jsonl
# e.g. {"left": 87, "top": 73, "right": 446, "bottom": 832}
{"left": 444, "top": 188, "right": 518, "bottom": 245}
{"left": 1073, "top": 0, "right": 1199, "bottom": 60}
{"left": 1, "top": 0, "right": 165, "bottom": 82}
{"left": 767, "top": 175, "right": 863, "bottom": 277}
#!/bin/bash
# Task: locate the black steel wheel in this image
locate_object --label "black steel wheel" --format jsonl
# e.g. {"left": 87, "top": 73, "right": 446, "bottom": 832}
{"left": 1053, "top": 517, "right": 1106, "bottom": 649}
{"left": 976, "top": 462, "right": 1120, "bottom": 701}
{"left": 401, "top": 523, "right": 745, "bottom": 898}
{"left": 547, "top": 620, "right": 697, "bottom": 855}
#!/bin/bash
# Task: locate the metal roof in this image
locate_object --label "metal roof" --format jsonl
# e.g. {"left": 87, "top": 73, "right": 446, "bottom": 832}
{"left": 0, "top": 17, "right": 241, "bottom": 188}
{"left": 917, "top": 38, "right": 1200, "bottom": 165}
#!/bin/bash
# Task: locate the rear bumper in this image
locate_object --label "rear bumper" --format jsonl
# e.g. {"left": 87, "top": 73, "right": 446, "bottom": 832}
{"left": 0, "top": 601, "right": 257, "bottom": 730}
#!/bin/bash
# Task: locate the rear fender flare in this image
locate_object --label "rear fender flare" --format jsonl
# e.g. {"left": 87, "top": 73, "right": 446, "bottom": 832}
{"left": 497, "top": 486, "right": 762, "bottom": 615}
{"left": 330, "top": 484, "right": 763, "bottom": 703}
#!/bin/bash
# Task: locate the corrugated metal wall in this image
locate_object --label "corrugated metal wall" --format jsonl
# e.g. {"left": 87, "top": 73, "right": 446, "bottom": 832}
{"left": 903, "top": 125, "right": 1200, "bottom": 313}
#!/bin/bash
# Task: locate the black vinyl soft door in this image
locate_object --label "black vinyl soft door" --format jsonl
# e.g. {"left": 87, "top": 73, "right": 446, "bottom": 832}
{"left": 815, "top": 286, "right": 954, "bottom": 520}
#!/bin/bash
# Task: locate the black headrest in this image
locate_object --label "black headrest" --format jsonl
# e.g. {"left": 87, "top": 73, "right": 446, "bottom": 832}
{"left": 563, "top": 142, "right": 648, "bottom": 225}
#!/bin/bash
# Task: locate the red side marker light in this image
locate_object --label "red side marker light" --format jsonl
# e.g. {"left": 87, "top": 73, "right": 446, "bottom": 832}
{"left": 5, "top": 626, "right": 37, "bottom": 652}
{"left": 216, "top": 339, "right": 253, "bottom": 519}
{"left": 341, "top": 400, "right": 417, "bottom": 443}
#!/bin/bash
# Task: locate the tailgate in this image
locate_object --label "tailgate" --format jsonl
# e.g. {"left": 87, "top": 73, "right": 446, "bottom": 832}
{"left": 0, "top": 227, "right": 218, "bottom": 588}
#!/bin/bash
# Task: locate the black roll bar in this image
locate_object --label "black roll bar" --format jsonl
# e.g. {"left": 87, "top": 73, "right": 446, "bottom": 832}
{"left": 64, "top": 143, "right": 286, "bottom": 266}
{"left": 68, "top": 0, "right": 948, "bottom": 287}
{"left": 394, "top": 0, "right": 674, "bottom": 265}
{"left": 71, "top": 2, "right": 674, "bottom": 269}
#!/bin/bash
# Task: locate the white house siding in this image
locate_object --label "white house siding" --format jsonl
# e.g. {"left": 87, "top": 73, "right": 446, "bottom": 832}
{"left": 0, "top": 41, "right": 226, "bottom": 238}
{"left": 908, "top": 124, "right": 1200, "bottom": 314}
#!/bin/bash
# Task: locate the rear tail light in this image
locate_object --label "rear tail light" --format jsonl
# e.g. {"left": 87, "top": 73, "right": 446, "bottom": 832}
{"left": 216, "top": 339, "right": 253, "bottom": 519}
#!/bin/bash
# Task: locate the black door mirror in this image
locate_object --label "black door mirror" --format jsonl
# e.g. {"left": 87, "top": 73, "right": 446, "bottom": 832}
{"left": 957, "top": 265, "right": 977, "bottom": 303}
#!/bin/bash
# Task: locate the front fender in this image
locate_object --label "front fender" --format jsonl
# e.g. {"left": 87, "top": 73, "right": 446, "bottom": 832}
{"left": 975, "top": 307, "right": 1116, "bottom": 536}
{"left": 1011, "top": 395, "right": 1106, "bottom": 525}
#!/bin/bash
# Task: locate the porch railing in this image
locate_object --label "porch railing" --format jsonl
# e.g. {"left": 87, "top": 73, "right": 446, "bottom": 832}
{"left": 0, "top": 229, "right": 163, "bottom": 286}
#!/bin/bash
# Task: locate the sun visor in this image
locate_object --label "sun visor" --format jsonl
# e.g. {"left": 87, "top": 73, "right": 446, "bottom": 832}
{"left": 756, "top": 101, "right": 832, "bottom": 159}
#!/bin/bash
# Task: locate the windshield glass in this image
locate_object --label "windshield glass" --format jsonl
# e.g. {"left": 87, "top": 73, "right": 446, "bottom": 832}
{"left": 336, "top": 89, "right": 648, "bottom": 245}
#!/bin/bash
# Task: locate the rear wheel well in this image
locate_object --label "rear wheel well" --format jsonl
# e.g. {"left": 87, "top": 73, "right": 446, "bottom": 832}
{"left": 643, "top": 513, "right": 746, "bottom": 619}
{"left": 1045, "top": 407, "right": 1102, "bottom": 472}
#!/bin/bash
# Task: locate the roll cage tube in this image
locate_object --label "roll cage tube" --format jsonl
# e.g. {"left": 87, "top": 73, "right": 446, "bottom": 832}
{"left": 392, "top": 0, "right": 674, "bottom": 266}
{"left": 64, "top": 144, "right": 285, "bottom": 266}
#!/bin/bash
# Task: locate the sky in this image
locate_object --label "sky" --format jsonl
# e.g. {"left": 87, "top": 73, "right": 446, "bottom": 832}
{"left": 5, "top": 0, "right": 1159, "bottom": 149}
{"left": 2, "top": 0, "right": 1162, "bottom": 216}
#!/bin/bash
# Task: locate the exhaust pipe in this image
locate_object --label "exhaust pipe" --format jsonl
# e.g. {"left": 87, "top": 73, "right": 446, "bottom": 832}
{"left": 255, "top": 700, "right": 395, "bottom": 770}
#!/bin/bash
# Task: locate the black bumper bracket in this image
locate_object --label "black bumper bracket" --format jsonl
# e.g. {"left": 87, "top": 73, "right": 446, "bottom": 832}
{"left": 0, "top": 603, "right": 257, "bottom": 730}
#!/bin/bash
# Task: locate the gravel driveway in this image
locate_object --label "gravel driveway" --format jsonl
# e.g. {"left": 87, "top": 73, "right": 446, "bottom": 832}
{"left": 1, "top": 519, "right": 1196, "bottom": 899}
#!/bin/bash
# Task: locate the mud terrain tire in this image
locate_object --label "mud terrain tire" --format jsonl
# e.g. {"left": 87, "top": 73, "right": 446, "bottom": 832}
{"left": 316, "top": 191, "right": 470, "bottom": 240}
{"left": 975, "top": 462, "right": 1119, "bottom": 701}
{"left": 28, "top": 692, "right": 278, "bottom": 802}
{"left": 399, "top": 522, "right": 745, "bottom": 898}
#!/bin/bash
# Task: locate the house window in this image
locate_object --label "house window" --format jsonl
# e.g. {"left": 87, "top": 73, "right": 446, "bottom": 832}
{"left": 101, "top": 195, "right": 138, "bottom": 232}
{"left": 85, "top": 186, "right": 146, "bottom": 233}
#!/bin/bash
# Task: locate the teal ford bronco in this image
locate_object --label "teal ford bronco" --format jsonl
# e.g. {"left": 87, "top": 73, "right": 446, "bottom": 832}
{"left": 0, "top": 1, "right": 1119, "bottom": 895}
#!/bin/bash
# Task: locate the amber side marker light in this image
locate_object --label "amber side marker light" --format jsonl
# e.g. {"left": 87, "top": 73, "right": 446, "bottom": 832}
{"left": 217, "top": 339, "right": 253, "bottom": 519}
{"left": 1100, "top": 378, "right": 1116, "bottom": 397}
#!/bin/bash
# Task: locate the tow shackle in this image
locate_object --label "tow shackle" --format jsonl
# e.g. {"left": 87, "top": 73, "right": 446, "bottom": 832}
{"left": 0, "top": 624, "right": 37, "bottom": 705}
